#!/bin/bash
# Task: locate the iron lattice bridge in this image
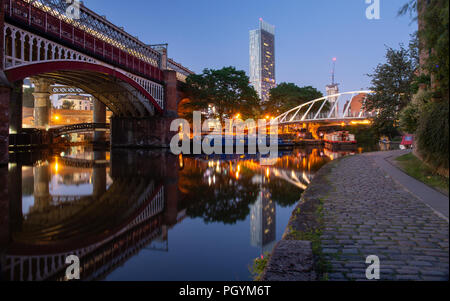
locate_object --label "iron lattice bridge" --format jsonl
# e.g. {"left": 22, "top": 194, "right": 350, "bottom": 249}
{"left": 50, "top": 123, "right": 110, "bottom": 137}
{"left": 271, "top": 91, "right": 376, "bottom": 126}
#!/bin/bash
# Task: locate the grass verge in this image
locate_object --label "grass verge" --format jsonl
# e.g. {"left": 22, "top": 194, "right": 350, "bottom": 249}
{"left": 396, "top": 153, "right": 449, "bottom": 196}
{"left": 249, "top": 253, "right": 271, "bottom": 281}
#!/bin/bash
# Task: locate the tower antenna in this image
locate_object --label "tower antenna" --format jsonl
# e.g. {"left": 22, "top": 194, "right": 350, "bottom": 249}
{"left": 332, "top": 57, "right": 337, "bottom": 85}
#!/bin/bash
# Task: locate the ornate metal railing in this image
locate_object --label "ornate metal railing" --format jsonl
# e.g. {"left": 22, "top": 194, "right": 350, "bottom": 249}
{"left": 4, "top": 0, "right": 164, "bottom": 81}
{"left": 167, "top": 58, "right": 194, "bottom": 82}
{"left": 50, "top": 122, "right": 109, "bottom": 137}
{"left": 272, "top": 91, "right": 376, "bottom": 125}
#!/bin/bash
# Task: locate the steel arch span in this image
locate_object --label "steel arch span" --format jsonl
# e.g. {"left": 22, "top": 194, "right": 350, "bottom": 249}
{"left": 271, "top": 91, "right": 376, "bottom": 125}
{"left": 3, "top": 22, "right": 165, "bottom": 116}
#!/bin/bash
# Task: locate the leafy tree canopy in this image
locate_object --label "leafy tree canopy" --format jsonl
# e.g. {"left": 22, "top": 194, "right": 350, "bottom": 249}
{"left": 264, "top": 83, "right": 323, "bottom": 117}
{"left": 399, "top": 0, "right": 449, "bottom": 100}
{"left": 182, "top": 67, "right": 261, "bottom": 125}
{"left": 365, "top": 43, "right": 418, "bottom": 137}
{"left": 62, "top": 100, "right": 75, "bottom": 110}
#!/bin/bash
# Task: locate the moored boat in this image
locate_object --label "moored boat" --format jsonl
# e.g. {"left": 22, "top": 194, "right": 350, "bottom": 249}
{"left": 324, "top": 131, "right": 357, "bottom": 151}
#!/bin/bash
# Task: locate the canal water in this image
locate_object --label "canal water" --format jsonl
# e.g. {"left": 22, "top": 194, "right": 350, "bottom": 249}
{"left": 2, "top": 146, "right": 359, "bottom": 281}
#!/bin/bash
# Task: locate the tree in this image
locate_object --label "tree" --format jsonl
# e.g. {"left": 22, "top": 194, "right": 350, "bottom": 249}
{"left": 182, "top": 67, "right": 261, "bottom": 125}
{"left": 264, "top": 83, "right": 324, "bottom": 117}
{"left": 179, "top": 161, "right": 259, "bottom": 224}
{"left": 399, "top": 0, "right": 449, "bottom": 100}
{"left": 365, "top": 43, "right": 418, "bottom": 137}
{"left": 62, "top": 100, "right": 75, "bottom": 110}
{"left": 23, "top": 87, "right": 35, "bottom": 108}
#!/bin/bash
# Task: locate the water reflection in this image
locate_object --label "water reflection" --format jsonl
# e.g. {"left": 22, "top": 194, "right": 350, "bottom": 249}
{"left": 1, "top": 147, "right": 353, "bottom": 281}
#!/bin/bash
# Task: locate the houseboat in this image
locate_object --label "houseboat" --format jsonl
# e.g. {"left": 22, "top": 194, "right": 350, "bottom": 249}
{"left": 324, "top": 131, "right": 357, "bottom": 151}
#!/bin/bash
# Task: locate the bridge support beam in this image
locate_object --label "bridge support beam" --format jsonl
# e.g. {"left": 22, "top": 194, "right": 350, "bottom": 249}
{"left": 0, "top": 84, "right": 9, "bottom": 166}
{"left": 33, "top": 163, "right": 50, "bottom": 211}
{"left": 8, "top": 162, "right": 22, "bottom": 233}
{"left": 0, "top": 166, "right": 9, "bottom": 252}
{"left": 9, "top": 80, "right": 23, "bottom": 135}
{"left": 93, "top": 151, "right": 107, "bottom": 199}
{"left": 111, "top": 70, "right": 178, "bottom": 148}
{"left": 163, "top": 154, "right": 179, "bottom": 227}
{"left": 32, "top": 79, "right": 51, "bottom": 129}
{"left": 93, "top": 98, "right": 107, "bottom": 144}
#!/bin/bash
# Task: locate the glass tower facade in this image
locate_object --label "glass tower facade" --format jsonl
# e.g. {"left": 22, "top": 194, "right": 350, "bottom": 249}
{"left": 249, "top": 19, "right": 276, "bottom": 103}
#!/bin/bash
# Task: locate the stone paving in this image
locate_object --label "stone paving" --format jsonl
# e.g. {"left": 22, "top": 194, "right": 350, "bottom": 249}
{"left": 321, "top": 154, "right": 449, "bottom": 281}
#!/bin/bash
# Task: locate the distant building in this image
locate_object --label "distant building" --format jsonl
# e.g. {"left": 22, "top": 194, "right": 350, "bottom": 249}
{"left": 343, "top": 93, "right": 367, "bottom": 117}
{"left": 326, "top": 83, "right": 340, "bottom": 118}
{"left": 250, "top": 19, "right": 276, "bottom": 102}
{"left": 55, "top": 95, "right": 93, "bottom": 111}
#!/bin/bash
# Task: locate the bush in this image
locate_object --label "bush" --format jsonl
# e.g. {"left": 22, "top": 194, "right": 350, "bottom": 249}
{"left": 400, "top": 89, "right": 433, "bottom": 134}
{"left": 416, "top": 101, "right": 449, "bottom": 172}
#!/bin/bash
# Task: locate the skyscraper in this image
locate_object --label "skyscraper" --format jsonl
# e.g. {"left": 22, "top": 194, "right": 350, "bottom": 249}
{"left": 250, "top": 19, "right": 276, "bottom": 103}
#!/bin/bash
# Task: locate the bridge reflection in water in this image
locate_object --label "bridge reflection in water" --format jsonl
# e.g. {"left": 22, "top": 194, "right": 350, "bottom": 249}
{"left": 1, "top": 147, "right": 356, "bottom": 281}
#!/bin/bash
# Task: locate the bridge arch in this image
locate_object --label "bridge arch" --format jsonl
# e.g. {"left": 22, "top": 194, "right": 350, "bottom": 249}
{"left": 3, "top": 23, "right": 165, "bottom": 117}
{"left": 271, "top": 91, "right": 375, "bottom": 125}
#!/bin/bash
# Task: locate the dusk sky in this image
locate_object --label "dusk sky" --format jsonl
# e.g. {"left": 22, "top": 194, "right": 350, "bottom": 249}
{"left": 86, "top": 0, "right": 417, "bottom": 94}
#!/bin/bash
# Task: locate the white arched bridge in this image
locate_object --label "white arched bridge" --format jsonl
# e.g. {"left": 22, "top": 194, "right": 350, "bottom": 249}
{"left": 270, "top": 91, "right": 375, "bottom": 126}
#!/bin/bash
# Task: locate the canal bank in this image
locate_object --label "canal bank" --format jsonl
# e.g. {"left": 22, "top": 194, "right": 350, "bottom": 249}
{"left": 262, "top": 151, "right": 449, "bottom": 281}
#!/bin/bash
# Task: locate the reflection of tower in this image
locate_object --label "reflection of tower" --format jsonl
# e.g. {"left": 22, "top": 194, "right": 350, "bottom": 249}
{"left": 326, "top": 58, "right": 340, "bottom": 118}
{"left": 250, "top": 174, "right": 276, "bottom": 255}
{"left": 92, "top": 151, "right": 107, "bottom": 199}
{"left": 33, "top": 163, "right": 51, "bottom": 212}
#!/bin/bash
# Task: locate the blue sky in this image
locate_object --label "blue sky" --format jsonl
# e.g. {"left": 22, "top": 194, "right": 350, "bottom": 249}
{"left": 85, "top": 0, "right": 417, "bottom": 94}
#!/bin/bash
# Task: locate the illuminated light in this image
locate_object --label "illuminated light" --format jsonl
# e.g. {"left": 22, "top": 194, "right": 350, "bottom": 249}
{"left": 234, "top": 113, "right": 241, "bottom": 119}
{"left": 54, "top": 158, "right": 59, "bottom": 173}
{"left": 236, "top": 171, "right": 240, "bottom": 180}
{"left": 266, "top": 168, "right": 270, "bottom": 178}
{"left": 341, "top": 122, "right": 346, "bottom": 127}
{"left": 179, "top": 154, "right": 184, "bottom": 168}
{"left": 350, "top": 120, "right": 372, "bottom": 125}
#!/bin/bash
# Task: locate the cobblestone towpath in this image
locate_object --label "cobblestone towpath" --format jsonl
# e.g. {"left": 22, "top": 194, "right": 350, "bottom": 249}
{"left": 321, "top": 153, "right": 449, "bottom": 281}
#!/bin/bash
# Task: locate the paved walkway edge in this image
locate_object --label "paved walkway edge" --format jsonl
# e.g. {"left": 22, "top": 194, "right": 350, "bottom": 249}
{"left": 366, "top": 150, "right": 449, "bottom": 222}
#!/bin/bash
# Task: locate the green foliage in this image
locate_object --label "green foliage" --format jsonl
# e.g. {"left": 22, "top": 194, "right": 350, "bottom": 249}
{"left": 264, "top": 83, "right": 324, "bottom": 116}
{"left": 399, "top": 102, "right": 421, "bottom": 134}
{"left": 399, "top": 0, "right": 449, "bottom": 99}
{"left": 62, "top": 100, "right": 75, "bottom": 110}
{"left": 249, "top": 253, "right": 271, "bottom": 281}
{"left": 366, "top": 43, "right": 418, "bottom": 137}
{"left": 266, "top": 177, "right": 303, "bottom": 207}
{"left": 343, "top": 125, "right": 379, "bottom": 149}
{"left": 182, "top": 67, "right": 261, "bottom": 124}
{"left": 396, "top": 153, "right": 449, "bottom": 194}
{"left": 23, "top": 87, "right": 35, "bottom": 108}
{"left": 416, "top": 101, "right": 449, "bottom": 171}
{"left": 420, "top": 0, "right": 449, "bottom": 99}
{"left": 399, "top": 89, "right": 432, "bottom": 133}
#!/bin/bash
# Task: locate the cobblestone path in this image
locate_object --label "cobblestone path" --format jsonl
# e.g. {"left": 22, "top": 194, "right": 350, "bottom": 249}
{"left": 321, "top": 154, "right": 449, "bottom": 281}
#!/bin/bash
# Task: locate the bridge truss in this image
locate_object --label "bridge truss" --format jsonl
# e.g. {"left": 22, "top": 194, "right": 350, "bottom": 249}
{"left": 3, "top": 0, "right": 194, "bottom": 116}
{"left": 271, "top": 91, "right": 375, "bottom": 126}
